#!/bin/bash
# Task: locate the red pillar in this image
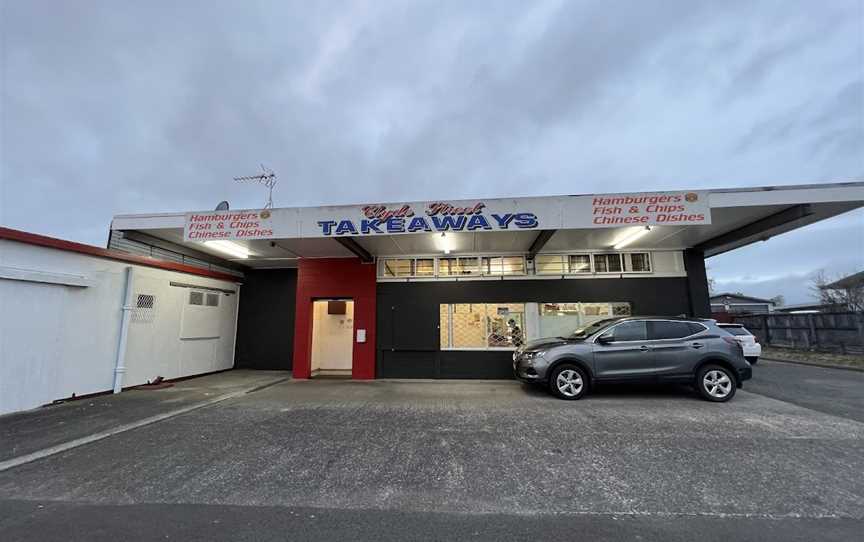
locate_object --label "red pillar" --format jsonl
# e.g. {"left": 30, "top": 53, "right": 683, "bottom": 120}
{"left": 292, "top": 258, "right": 377, "bottom": 379}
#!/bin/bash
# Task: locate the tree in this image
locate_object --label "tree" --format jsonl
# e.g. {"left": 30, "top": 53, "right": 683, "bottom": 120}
{"left": 809, "top": 269, "right": 864, "bottom": 312}
{"left": 769, "top": 295, "right": 785, "bottom": 307}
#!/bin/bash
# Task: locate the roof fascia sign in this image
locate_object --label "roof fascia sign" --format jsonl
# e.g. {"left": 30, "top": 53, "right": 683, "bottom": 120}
{"left": 183, "top": 191, "right": 710, "bottom": 242}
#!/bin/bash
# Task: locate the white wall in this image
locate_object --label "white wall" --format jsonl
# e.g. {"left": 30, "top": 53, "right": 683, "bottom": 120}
{"left": 0, "top": 239, "right": 241, "bottom": 415}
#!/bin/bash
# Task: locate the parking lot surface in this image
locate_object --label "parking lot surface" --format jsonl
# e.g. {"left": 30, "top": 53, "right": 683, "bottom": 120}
{"left": 1, "top": 364, "right": 862, "bottom": 541}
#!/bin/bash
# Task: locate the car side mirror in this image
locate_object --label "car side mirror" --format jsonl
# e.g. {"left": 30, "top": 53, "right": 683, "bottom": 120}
{"left": 597, "top": 334, "right": 614, "bottom": 344}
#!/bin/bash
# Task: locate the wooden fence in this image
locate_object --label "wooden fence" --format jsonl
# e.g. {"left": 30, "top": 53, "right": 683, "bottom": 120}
{"left": 732, "top": 312, "right": 864, "bottom": 354}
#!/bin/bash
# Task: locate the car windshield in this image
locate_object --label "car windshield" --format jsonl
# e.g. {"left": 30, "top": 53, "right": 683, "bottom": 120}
{"left": 568, "top": 318, "right": 622, "bottom": 340}
{"left": 722, "top": 326, "right": 751, "bottom": 337}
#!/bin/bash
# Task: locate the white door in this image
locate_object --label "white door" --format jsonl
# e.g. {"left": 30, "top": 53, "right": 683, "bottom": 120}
{"left": 310, "top": 300, "right": 354, "bottom": 374}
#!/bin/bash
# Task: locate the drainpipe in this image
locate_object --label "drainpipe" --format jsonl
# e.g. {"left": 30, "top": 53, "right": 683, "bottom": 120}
{"left": 113, "top": 266, "right": 136, "bottom": 394}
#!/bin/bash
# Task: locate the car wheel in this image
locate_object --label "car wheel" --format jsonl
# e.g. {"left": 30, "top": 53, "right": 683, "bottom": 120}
{"left": 550, "top": 364, "right": 588, "bottom": 400}
{"left": 696, "top": 364, "right": 737, "bottom": 402}
{"left": 746, "top": 357, "right": 758, "bottom": 365}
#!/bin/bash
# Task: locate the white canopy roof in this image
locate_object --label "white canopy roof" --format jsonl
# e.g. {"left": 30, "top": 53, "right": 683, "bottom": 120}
{"left": 111, "top": 182, "right": 864, "bottom": 269}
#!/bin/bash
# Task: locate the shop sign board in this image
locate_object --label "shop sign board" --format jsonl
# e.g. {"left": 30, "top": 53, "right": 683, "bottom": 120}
{"left": 568, "top": 191, "right": 710, "bottom": 227}
{"left": 183, "top": 191, "right": 710, "bottom": 241}
{"left": 184, "top": 209, "right": 277, "bottom": 241}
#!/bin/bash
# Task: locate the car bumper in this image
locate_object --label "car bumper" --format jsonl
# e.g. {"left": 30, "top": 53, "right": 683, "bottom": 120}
{"left": 743, "top": 345, "right": 762, "bottom": 358}
{"left": 513, "top": 355, "right": 549, "bottom": 383}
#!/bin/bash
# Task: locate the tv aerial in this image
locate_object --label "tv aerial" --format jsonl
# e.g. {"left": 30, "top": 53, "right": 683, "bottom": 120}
{"left": 234, "top": 164, "right": 277, "bottom": 209}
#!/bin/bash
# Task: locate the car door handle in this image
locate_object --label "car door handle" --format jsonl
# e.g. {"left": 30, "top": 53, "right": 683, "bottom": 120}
{"left": 691, "top": 342, "right": 704, "bottom": 349}
{"left": 639, "top": 345, "right": 650, "bottom": 351}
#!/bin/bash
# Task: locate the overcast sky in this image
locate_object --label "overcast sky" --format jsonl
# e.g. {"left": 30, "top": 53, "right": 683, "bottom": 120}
{"left": 1, "top": 0, "right": 862, "bottom": 303}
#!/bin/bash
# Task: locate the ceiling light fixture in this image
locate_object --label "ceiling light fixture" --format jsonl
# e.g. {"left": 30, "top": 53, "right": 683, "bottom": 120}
{"left": 613, "top": 225, "right": 651, "bottom": 250}
{"left": 437, "top": 231, "right": 452, "bottom": 254}
{"left": 204, "top": 240, "right": 250, "bottom": 259}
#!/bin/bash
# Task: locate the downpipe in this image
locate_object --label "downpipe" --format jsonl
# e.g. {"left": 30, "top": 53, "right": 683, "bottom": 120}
{"left": 113, "top": 266, "right": 136, "bottom": 394}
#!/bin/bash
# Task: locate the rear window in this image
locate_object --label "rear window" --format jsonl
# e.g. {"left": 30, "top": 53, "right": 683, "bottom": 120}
{"left": 649, "top": 321, "right": 697, "bottom": 340}
{"left": 722, "top": 326, "right": 751, "bottom": 337}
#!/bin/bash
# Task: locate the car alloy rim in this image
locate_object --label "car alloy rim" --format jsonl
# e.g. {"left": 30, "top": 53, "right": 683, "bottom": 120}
{"left": 703, "top": 370, "right": 732, "bottom": 398}
{"left": 556, "top": 369, "right": 583, "bottom": 397}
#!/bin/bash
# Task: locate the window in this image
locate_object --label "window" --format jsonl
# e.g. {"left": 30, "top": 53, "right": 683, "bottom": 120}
{"left": 440, "top": 303, "right": 526, "bottom": 349}
{"left": 540, "top": 302, "right": 581, "bottom": 316}
{"left": 415, "top": 258, "right": 435, "bottom": 277}
{"left": 535, "top": 254, "right": 592, "bottom": 274}
{"left": 535, "top": 255, "right": 567, "bottom": 274}
{"left": 569, "top": 254, "right": 592, "bottom": 273}
{"left": 481, "top": 256, "right": 526, "bottom": 276}
{"left": 648, "top": 320, "right": 695, "bottom": 340}
{"left": 688, "top": 322, "right": 708, "bottom": 335}
{"left": 537, "top": 302, "right": 631, "bottom": 339}
{"left": 626, "top": 253, "right": 651, "bottom": 272}
{"left": 205, "top": 292, "right": 220, "bottom": 307}
{"left": 593, "top": 253, "right": 622, "bottom": 273}
{"left": 720, "top": 325, "right": 750, "bottom": 337}
{"left": 376, "top": 252, "right": 657, "bottom": 279}
{"left": 189, "top": 291, "right": 204, "bottom": 305}
{"left": 438, "top": 257, "right": 480, "bottom": 276}
{"left": 380, "top": 259, "right": 413, "bottom": 277}
{"left": 379, "top": 258, "right": 436, "bottom": 278}
{"left": 600, "top": 320, "right": 647, "bottom": 342}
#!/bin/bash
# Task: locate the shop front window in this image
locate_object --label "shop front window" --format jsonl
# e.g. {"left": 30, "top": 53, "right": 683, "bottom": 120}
{"left": 440, "top": 303, "right": 526, "bottom": 349}
{"left": 537, "top": 302, "right": 631, "bottom": 338}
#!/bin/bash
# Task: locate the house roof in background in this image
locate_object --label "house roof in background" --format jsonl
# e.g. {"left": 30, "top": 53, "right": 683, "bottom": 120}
{"left": 709, "top": 293, "right": 775, "bottom": 304}
{"left": 825, "top": 270, "right": 864, "bottom": 290}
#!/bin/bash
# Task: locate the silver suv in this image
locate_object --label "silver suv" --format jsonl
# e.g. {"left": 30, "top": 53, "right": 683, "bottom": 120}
{"left": 513, "top": 316, "right": 752, "bottom": 402}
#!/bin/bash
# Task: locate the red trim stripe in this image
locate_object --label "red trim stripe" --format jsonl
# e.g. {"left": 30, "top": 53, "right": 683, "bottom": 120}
{"left": 0, "top": 227, "right": 242, "bottom": 282}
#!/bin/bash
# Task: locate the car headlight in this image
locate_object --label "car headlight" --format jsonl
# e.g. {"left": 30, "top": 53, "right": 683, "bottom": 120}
{"left": 521, "top": 350, "right": 545, "bottom": 361}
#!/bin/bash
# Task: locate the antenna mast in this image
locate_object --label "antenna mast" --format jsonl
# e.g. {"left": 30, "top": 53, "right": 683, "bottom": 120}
{"left": 234, "top": 164, "right": 277, "bottom": 208}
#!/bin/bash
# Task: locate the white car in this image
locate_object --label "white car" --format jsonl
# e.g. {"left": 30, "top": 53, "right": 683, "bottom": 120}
{"left": 718, "top": 323, "right": 761, "bottom": 364}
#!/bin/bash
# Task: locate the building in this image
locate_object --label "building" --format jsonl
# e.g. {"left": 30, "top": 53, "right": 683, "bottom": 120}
{"left": 774, "top": 302, "right": 850, "bottom": 314}
{"left": 710, "top": 293, "right": 775, "bottom": 315}
{"left": 104, "top": 181, "right": 864, "bottom": 380}
{"left": 0, "top": 228, "right": 241, "bottom": 415}
{"left": 822, "top": 270, "right": 864, "bottom": 312}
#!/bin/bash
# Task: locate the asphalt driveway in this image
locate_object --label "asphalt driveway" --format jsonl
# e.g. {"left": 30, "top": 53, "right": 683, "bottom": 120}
{"left": 0, "top": 364, "right": 862, "bottom": 541}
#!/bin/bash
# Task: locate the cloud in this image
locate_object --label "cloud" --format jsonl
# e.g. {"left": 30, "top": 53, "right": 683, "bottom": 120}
{"left": 0, "top": 0, "right": 862, "bottom": 300}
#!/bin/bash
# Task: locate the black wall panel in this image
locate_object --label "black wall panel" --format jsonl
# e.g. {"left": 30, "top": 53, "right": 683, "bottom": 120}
{"left": 376, "top": 277, "right": 693, "bottom": 379}
{"left": 439, "top": 350, "right": 514, "bottom": 379}
{"left": 380, "top": 350, "right": 437, "bottom": 378}
{"left": 234, "top": 269, "right": 297, "bottom": 370}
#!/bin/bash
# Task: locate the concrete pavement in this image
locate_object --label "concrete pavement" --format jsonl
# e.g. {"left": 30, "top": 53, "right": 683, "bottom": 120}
{"left": 0, "top": 370, "right": 289, "bottom": 463}
{"left": 0, "top": 368, "right": 862, "bottom": 541}
{"left": 746, "top": 360, "right": 864, "bottom": 422}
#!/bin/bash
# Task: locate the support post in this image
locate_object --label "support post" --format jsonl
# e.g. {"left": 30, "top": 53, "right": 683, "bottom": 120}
{"left": 683, "top": 249, "right": 711, "bottom": 318}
